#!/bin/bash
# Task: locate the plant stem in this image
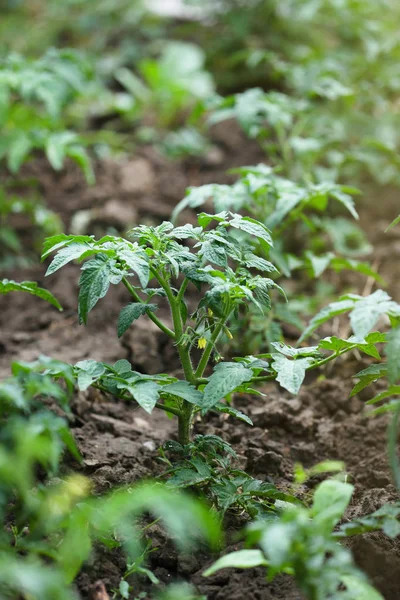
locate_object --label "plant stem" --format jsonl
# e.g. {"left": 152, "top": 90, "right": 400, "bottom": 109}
{"left": 122, "top": 277, "right": 175, "bottom": 339}
{"left": 178, "top": 401, "right": 195, "bottom": 446}
{"left": 176, "top": 277, "right": 189, "bottom": 307}
{"left": 150, "top": 268, "right": 197, "bottom": 444}
{"left": 150, "top": 268, "right": 195, "bottom": 380}
{"left": 194, "top": 319, "right": 226, "bottom": 378}
{"left": 155, "top": 402, "right": 182, "bottom": 417}
{"left": 251, "top": 374, "right": 277, "bottom": 383}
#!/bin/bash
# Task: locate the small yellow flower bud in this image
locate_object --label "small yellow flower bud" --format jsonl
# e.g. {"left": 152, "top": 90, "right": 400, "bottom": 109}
{"left": 227, "top": 330, "right": 233, "bottom": 340}
{"left": 197, "top": 336, "right": 207, "bottom": 349}
{"left": 207, "top": 308, "right": 213, "bottom": 317}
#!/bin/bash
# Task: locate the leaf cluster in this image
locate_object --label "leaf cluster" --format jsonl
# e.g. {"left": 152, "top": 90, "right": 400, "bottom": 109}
{"left": 205, "top": 479, "right": 384, "bottom": 599}
{"left": 0, "top": 48, "right": 94, "bottom": 180}
{"left": 116, "top": 41, "right": 214, "bottom": 129}
{"left": 0, "top": 357, "right": 220, "bottom": 599}
{"left": 161, "top": 435, "right": 298, "bottom": 519}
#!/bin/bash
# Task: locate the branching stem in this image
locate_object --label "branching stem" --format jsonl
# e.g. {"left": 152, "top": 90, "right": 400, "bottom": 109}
{"left": 122, "top": 277, "right": 175, "bottom": 339}
{"left": 149, "top": 267, "right": 197, "bottom": 443}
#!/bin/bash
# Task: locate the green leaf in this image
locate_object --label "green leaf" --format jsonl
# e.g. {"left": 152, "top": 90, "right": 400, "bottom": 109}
{"left": 119, "top": 581, "right": 130, "bottom": 599}
{"left": 271, "top": 354, "right": 314, "bottom": 395}
{"left": 385, "top": 214, "right": 400, "bottom": 232}
{"left": 123, "top": 380, "right": 160, "bottom": 414}
{"left": 199, "top": 240, "right": 228, "bottom": 267}
{"left": 299, "top": 298, "right": 355, "bottom": 342}
{"left": 203, "top": 362, "right": 253, "bottom": 409}
{"left": 271, "top": 342, "right": 321, "bottom": 358}
{"left": 318, "top": 335, "right": 383, "bottom": 360}
{"left": 197, "top": 211, "right": 229, "bottom": 228}
{"left": 330, "top": 257, "right": 383, "bottom": 284}
{"left": 229, "top": 214, "right": 273, "bottom": 248}
{"left": 366, "top": 386, "right": 400, "bottom": 406}
{"left": 0, "top": 279, "right": 62, "bottom": 310}
{"left": 300, "top": 291, "right": 400, "bottom": 343}
{"left": 167, "top": 467, "right": 211, "bottom": 488}
{"left": 349, "top": 291, "right": 396, "bottom": 340}
{"left": 118, "top": 249, "right": 150, "bottom": 289}
{"left": 243, "top": 253, "right": 278, "bottom": 273}
{"left": 113, "top": 359, "right": 133, "bottom": 375}
{"left": 42, "top": 234, "right": 94, "bottom": 260}
{"left": 213, "top": 403, "right": 253, "bottom": 425}
{"left": 204, "top": 549, "right": 268, "bottom": 576}
{"left": 75, "top": 359, "right": 106, "bottom": 391}
{"left": 162, "top": 381, "right": 204, "bottom": 406}
{"left": 0, "top": 380, "right": 27, "bottom": 411}
{"left": 66, "top": 145, "right": 95, "bottom": 185}
{"left": 340, "top": 576, "right": 384, "bottom": 600}
{"left": 78, "top": 255, "right": 123, "bottom": 324}
{"left": 351, "top": 363, "right": 388, "bottom": 397}
{"left": 117, "top": 303, "right": 158, "bottom": 337}
{"left": 45, "top": 242, "right": 91, "bottom": 275}
{"left": 45, "top": 133, "right": 72, "bottom": 170}
{"left": 306, "top": 252, "right": 334, "bottom": 277}
{"left": 312, "top": 480, "right": 354, "bottom": 530}
{"left": 329, "top": 188, "right": 359, "bottom": 220}
{"left": 7, "top": 132, "right": 33, "bottom": 172}
{"left": 90, "top": 481, "right": 220, "bottom": 553}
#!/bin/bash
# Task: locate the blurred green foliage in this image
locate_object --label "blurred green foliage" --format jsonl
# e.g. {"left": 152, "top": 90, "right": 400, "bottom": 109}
{"left": 0, "top": 356, "right": 221, "bottom": 599}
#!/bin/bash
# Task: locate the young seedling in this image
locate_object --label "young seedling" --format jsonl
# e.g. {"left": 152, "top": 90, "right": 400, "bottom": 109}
{"left": 43, "top": 212, "right": 283, "bottom": 445}
{"left": 204, "top": 478, "right": 384, "bottom": 600}
{"left": 43, "top": 214, "right": 400, "bottom": 447}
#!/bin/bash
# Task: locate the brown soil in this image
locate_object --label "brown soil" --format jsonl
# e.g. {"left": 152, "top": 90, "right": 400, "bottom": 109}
{"left": 1, "top": 123, "right": 400, "bottom": 599}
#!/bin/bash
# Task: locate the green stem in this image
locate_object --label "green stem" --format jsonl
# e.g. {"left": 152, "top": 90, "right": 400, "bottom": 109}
{"left": 311, "top": 347, "right": 355, "bottom": 368}
{"left": 194, "top": 318, "right": 227, "bottom": 379}
{"left": 251, "top": 374, "right": 277, "bottom": 383}
{"left": 122, "top": 277, "right": 175, "bottom": 339}
{"left": 150, "top": 268, "right": 196, "bottom": 444}
{"left": 150, "top": 268, "right": 195, "bottom": 382}
{"left": 178, "top": 401, "right": 195, "bottom": 446}
{"left": 177, "top": 277, "right": 189, "bottom": 307}
{"left": 155, "top": 402, "right": 182, "bottom": 417}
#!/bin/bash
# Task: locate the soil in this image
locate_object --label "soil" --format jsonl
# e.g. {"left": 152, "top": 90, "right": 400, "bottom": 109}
{"left": 1, "top": 121, "right": 400, "bottom": 600}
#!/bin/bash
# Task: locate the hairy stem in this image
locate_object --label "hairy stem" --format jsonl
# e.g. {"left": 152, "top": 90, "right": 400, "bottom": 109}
{"left": 150, "top": 268, "right": 197, "bottom": 444}
{"left": 155, "top": 402, "right": 182, "bottom": 417}
{"left": 194, "top": 318, "right": 227, "bottom": 379}
{"left": 176, "top": 277, "right": 189, "bottom": 307}
{"left": 178, "top": 401, "right": 195, "bottom": 446}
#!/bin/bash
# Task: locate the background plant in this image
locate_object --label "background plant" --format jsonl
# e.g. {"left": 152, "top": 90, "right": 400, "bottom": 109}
{"left": 0, "top": 187, "right": 61, "bottom": 267}
{"left": 43, "top": 215, "right": 400, "bottom": 444}
{"left": 0, "top": 355, "right": 220, "bottom": 600}
{"left": 0, "top": 277, "right": 62, "bottom": 308}
{"left": 205, "top": 478, "right": 385, "bottom": 600}
{"left": 0, "top": 48, "right": 97, "bottom": 267}
{"left": 182, "top": 0, "right": 400, "bottom": 187}
{"left": 173, "top": 165, "right": 379, "bottom": 352}
{"left": 0, "top": 48, "right": 94, "bottom": 178}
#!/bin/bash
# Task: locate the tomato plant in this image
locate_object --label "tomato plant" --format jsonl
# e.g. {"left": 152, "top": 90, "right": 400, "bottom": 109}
{"left": 43, "top": 214, "right": 400, "bottom": 447}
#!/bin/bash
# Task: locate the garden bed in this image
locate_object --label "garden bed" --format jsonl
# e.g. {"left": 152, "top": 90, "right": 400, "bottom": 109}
{"left": 1, "top": 125, "right": 399, "bottom": 599}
